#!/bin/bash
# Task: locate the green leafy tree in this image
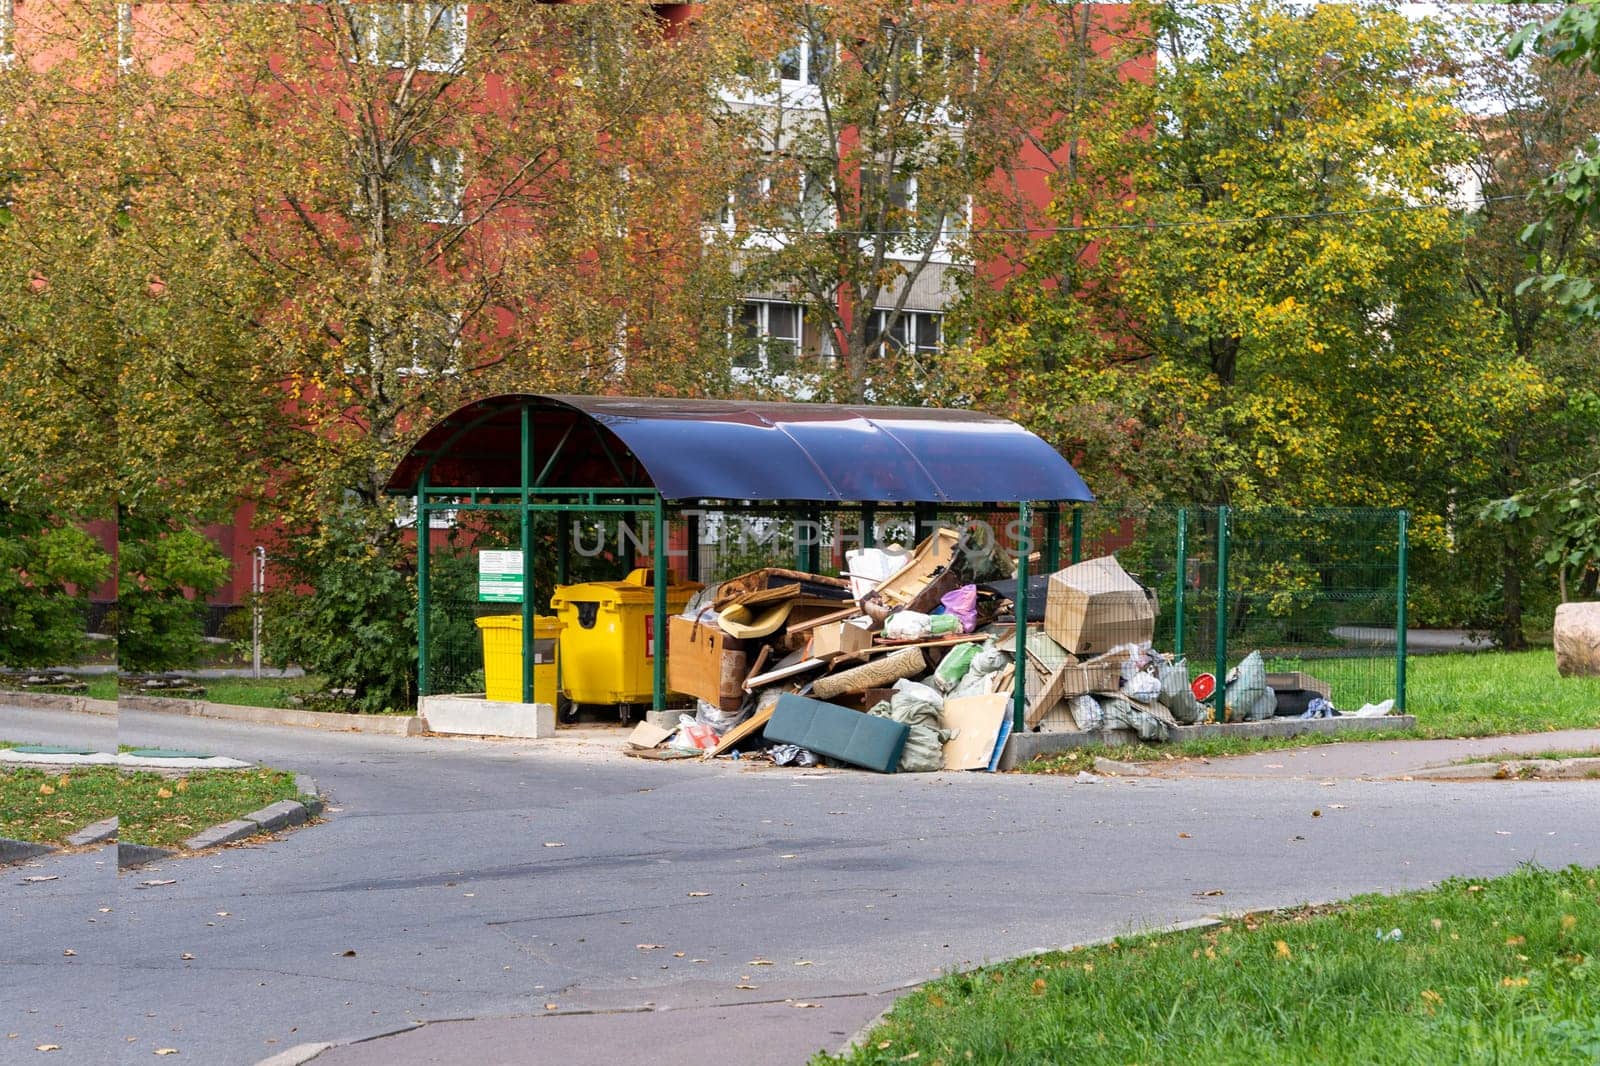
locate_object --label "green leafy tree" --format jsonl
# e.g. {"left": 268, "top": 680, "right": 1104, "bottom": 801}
{"left": 111, "top": 3, "right": 755, "bottom": 703}
{"left": 968, "top": 2, "right": 1550, "bottom": 610}
{"left": 1494, "top": 2, "right": 1600, "bottom": 606}
{"left": 0, "top": 498, "right": 111, "bottom": 668}
{"left": 115, "top": 516, "right": 230, "bottom": 673}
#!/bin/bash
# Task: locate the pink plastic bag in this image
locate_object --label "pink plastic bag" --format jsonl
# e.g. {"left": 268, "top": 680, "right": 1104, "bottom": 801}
{"left": 939, "top": 584, "right": 979, "bottom": 633}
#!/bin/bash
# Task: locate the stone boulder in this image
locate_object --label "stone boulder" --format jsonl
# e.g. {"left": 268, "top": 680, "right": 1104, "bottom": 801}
{"left": 1553, "top": 602, "right": 1600, "bottom": 677}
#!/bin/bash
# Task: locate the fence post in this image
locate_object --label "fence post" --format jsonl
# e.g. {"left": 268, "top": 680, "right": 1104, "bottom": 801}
{"left": 1044, "top": 505, "right": 1061, "bottom": 572}
{"left": 653, "top": 494, "right": 668, "bottom": 714}
{"left": 520, "top": 406, "right": 534, "bottom": 705}
{"left": 1396, "top": 509, "right": 1408, "bottom": 713}
{"left": 416, "top": 474, "right": 430, "bottom": 700}
{"left": 1213, "top": 506, "right": 1230, "bottom": 723}
{"left": 1174, "top": 509, "right": 1187, "bottom": 658}
{"left": 1012, "top": 501, "right": 1032, "bottom": 734}
{"left": 1070, "top": 506, "right": 1083, "bottom": 563}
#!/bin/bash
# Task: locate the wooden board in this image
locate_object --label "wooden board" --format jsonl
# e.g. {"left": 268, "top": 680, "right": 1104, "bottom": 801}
{"left": 783, "top": 606, "right": 865, "bottom": 636}
{"left": 941, "top": 694, "right": 1010, "bottom": 771}
{"left": 706, "top": 700, "right": 778, "bottom": 757}
{"left": 743, "top": 656, "right": 825, "bottom": 692}
{"left": 871, "top": 529, "right": 960, "bottom": 607}
{"left": 1024, "top": 660, "right": 1075, "bottom": 728}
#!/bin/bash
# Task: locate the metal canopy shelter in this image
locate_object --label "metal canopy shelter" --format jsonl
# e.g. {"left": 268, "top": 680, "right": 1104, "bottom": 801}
{"left": 386, "top": 394, "right": 1095, "bottom": 730}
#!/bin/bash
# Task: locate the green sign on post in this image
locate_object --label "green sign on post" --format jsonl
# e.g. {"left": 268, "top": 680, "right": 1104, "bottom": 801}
{"left": 478, "top": 550, "right": 524, "bottom": 603}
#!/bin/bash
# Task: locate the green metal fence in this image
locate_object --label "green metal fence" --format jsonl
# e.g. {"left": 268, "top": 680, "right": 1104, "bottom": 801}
{"left": 423, "top": 501, "right": 1407, "bottom": 725}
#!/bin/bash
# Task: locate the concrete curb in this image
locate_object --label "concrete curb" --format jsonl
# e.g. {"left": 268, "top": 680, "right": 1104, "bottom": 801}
{"left": 1, "top": 837, "right": 57, "bottom": 865}
{"left": 998, "top": 714, "right": 1418, "bottom": 770}
{"left": 0, "top": 691, "right": 117, "bottom": 716}
{"left": 1408, "top": 756, "right": 1600, "bottom": 782}
{"left": 120, "top": 693, "right": 425, "bottom": 736}
{"left": 118, "top": 843, "right": 177, "bottom": 869}
{"left": 66, "top": 817, "right": 118, "bottom": 847}
{"left": 836, "top": 916, "right": 1225, "bottom": 1056}
{"left": 182, "top": 776, "right": 324, "bottom": 852}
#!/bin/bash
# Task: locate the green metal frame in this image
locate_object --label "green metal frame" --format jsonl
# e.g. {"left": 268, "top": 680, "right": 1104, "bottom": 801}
{"left": 402, "top": 397, "right": 1090, "bottom": 735}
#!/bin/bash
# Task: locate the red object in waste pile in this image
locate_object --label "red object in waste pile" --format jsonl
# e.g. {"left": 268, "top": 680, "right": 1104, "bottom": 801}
{"left": 1190, "top": 673, "right": 1217, "bottom": 702}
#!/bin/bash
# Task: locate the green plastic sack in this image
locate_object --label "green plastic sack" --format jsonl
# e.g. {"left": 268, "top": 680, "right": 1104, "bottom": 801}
{"left": 932, "top": 643, "right": 980, "bottom": 693}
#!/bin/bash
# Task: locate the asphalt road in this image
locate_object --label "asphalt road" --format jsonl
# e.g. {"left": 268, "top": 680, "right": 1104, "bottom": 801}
{"left": 2, "top": 704, "right": 1596, "bottom": 1066}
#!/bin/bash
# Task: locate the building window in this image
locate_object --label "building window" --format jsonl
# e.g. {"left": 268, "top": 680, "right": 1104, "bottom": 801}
{"left": 720, "top": 158, "right": 834, "bottom": 235}
{"left": 777, "top": 23, "right": 831, "bottom": 86}
{"left": 872, "top": 309, "right": 942, "bottom": 359}
{"left": 735, "top": 301, "right": 833, "bottom": 372}
{"left": 396, "top": 145, "right": 464, "bottom": 224}
{"left": 350, "top": 3, "right": 467, "bottom": 72}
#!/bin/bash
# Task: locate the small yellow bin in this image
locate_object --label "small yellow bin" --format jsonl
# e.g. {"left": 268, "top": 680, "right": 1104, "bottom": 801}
{"left": 549, "top": 569, "right": 699, "bottom": 706}
{"left": 475, "top": 615, "right": 563, "bottom": 706}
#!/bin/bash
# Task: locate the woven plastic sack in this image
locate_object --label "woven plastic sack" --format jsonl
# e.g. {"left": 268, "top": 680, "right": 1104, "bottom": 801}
{"left": 1225, "top": 651, "right": 1277, "bottom": 722}
{"left": 1155, "top": 657, "right": 1204, "bottom": 724}
{"left": 932, "top": 643, "right": 980, "bottom": 693}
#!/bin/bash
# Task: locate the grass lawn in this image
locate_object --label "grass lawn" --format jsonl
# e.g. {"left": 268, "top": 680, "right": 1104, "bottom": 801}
{"left": 1408, "top": 650, "right": 1600, "bottom": 738}
{"left": 0, "top": 767, "right": 304, "bottom": 848}
{"left": 99, "top": 674, "right": 328, "bottom": 709}
{"left": 819, "top": 864, "right": 1600, "bottom": 1066}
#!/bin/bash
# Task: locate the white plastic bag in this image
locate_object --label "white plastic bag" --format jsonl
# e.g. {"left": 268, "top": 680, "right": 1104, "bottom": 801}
{"left": 884, "top": 611, "right": 933, "bottom": 641}
{"left": 1067, "top": 694, "right": 1104, "bottom": 731}
{"left": 1121, "top": 671, "right": 1162, "bottom": 702}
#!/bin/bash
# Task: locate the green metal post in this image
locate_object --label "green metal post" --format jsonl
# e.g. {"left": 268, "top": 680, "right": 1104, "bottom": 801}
{"left": 1174, "top": 508, "right": 1188, "bottom": 658}
{"left": 802, "top": 505, "right": 821, "bottom": 574}
{"left": 1213, "top": 506, "right": 1230, "bottom": 723}
{"left": 556, "top": 514, "right": 570, "bottom": 585}
{"left": 1396, "top": 510, "right": 1409, "bottom": 713}
{"left": 1044, "top": 505, "right": 1061, "bottom": 572}
{"left": 861, "top": 504, "right": 876, "bottom": 549}
{"left": 652, "top": 495, "right": 668, "bottom": 714}
{"left": 520, "top": 406, "right": 534, "bottom": 704}
{"left": 685, "top": 509, "right": 701, "bottom": 583}
{"left": 1012, "top": 502, "right": 1032, "bottom": 734}
{"left": 1070, "top": 506, "right": 1083, "bottom": 564}
{"left": 416, "top": 476, "right": 430, "bottom": 700}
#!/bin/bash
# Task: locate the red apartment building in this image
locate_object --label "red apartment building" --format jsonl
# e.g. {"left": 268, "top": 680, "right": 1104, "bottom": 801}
{"left": 10, "top": 1, "right": 1135, "bottom": 625}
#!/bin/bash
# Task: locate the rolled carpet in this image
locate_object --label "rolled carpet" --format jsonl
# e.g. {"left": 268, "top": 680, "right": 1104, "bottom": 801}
{"left": 812, "top": 647, "right": 927, "bottom": 700}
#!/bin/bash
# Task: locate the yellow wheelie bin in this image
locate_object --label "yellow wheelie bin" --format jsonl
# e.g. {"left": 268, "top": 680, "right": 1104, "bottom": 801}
{"left": 549, "top": 568, "right": 699, "bottom": 713}
{"left": 475, "top": 615, "right": 563, "bottom": 706}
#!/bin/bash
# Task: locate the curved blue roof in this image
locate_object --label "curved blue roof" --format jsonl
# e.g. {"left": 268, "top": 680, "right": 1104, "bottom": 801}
{"left": 387, "top": 394, "right": 1093, "bottom": 505}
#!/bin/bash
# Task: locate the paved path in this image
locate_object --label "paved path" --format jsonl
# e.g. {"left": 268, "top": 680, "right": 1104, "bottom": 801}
{"left": 2, "top": 705, "right": 1597, "bottom": 1066}
{"left": 1155, "top": 727, "right": 1600, "bottom": 780}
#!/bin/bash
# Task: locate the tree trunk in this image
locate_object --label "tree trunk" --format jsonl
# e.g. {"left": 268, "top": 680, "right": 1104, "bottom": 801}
{"left": 1499, "top": 542, "right": 1526, "bottom": 650}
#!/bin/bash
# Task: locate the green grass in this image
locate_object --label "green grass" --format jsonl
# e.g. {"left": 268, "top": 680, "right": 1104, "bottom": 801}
{"left": 1408, "top": 650, "right": 1600, "bottom": 738}
{"left": 818, "top": 864, "right": 1600, "bottom": 1066}
{"left": 0, "top": 767, "right": 304, "bottom": 848}
{"left": 101, "top": 674, "right": 327, "bottom": 709}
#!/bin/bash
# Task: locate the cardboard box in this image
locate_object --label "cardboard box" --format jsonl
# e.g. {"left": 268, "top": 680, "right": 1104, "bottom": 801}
{"left": 1060, "top": 659, "right": 1124, "bottom": 698}
{"left": 1265, "top": 671, "right": 1331, "bottom": 701}
{"left": 667, "top": 616, "right": 748, "bottom": 712}
{"left": 1044, "top": 555, "right": 1158, "bottom": 655}
{"left": 811, "top": 618, "right": 874, "bottom": 660}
